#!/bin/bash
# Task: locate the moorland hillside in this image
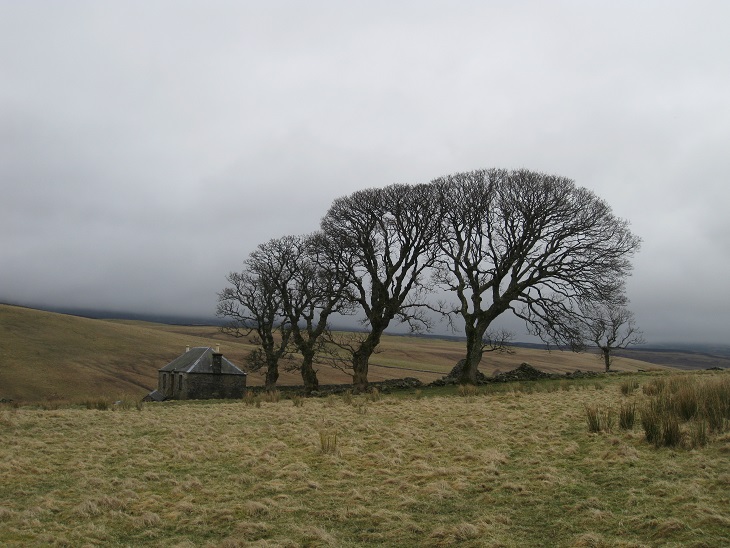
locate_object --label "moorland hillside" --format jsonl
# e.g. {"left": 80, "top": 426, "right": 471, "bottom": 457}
{"left": 1, "top": 303, "right": 667, "bottom": 402}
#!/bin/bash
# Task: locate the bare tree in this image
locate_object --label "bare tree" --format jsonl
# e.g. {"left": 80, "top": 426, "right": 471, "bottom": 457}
{"left": 321, "top": 183, "right": 441, "bottom": 392}
{"left": 216, "top": 244, "right": 292, "bottom": 391}
{"left": 482, "top": 328, "right": 515, "bottom": 354}
{"left": 580, "top": 302, "right": 645, "bottom": 371}
{"left": 268, "top": 232, "right": 355, "bottom": 394}
{"left": 434, "top": 169, "right": 641, "bottom": 384}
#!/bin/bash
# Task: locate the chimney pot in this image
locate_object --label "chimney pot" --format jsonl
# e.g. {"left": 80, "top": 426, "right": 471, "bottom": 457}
{"left": 186, "top": 345, "right": 190, "bottom": 353}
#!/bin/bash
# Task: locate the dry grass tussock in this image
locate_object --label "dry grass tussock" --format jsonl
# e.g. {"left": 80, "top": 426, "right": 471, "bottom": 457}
{"left": 639, "top": 373, "right": 730, "bottom": 448}
{"left": 0, "top": 371, "right": 728, "bottom": 546}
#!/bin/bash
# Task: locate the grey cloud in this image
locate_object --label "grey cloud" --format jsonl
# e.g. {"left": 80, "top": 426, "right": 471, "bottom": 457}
{"left": 1, "top": 1, "right": 729, "bottom": 343}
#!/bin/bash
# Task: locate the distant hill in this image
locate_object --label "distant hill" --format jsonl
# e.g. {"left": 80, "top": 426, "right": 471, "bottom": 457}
{"left": 0, "top": 303, "right": 687, "bottom": 403}
{"left": 613, "top": 347, "right": 730, "bottom": 370}
{"left": 4, "top": 302, "right": 227, "bottom": 326}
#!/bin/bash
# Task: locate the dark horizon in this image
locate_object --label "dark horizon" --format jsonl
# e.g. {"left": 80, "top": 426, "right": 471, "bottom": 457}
{"left": 4, "top": 299, "right": 729, "bottom": 356}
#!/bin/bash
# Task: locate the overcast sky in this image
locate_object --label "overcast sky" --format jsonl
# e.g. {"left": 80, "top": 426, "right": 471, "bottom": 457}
{"left": 1, "top": 1, "right": 728, "bottom": 345}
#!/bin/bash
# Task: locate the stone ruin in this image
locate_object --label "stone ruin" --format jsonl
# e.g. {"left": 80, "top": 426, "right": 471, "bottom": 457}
{"left": 434, "top": 360, "right": 595, "bottom": 385}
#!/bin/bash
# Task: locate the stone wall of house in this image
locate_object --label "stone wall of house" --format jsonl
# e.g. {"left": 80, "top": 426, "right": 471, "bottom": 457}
{"left": 179, "top": 373, "right": 246, "bottom": 400}
{"left": 158, "top": 371, "right": 177, "bottom": 399}
{"left": 157, "top": 370, "right": 246, "bottom": 400}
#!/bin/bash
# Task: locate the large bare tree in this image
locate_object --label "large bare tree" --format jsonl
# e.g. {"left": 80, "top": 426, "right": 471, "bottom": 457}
{"left": 216, "top": 243, "right": 292, "bottom": 391}
{"left": 434, "top": 169, "right": 641, "bottom": 384}
{"left": 321, "top": 183, "right": 441, "bottom": 392}
{"left": 579, "top": 302, "right": 645, "bottom": 371}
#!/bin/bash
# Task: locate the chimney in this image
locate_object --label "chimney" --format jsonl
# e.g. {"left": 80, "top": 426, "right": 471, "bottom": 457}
{"left": 186, "top": 345, "right": 190, "bottom": 353}
{"left": 212, "top": 349, "right": 222, "bottom": 374}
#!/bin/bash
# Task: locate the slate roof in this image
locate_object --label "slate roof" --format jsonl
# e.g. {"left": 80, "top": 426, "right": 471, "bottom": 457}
{"left": 144, "top": 389, "right": 165, "bottom": 402}
{"left": 159, "top": 347, "right": 246, "bottom": 375}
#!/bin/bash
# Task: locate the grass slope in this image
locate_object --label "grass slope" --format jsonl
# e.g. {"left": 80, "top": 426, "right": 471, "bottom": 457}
{"left": 0, "top": 305, "right": 225, "bottom": 402}
{"left": 2, "top": 304, "right": 663, "bottom": 402}
{"left": 1, "top": 372, "right": 729, "bottom": 546}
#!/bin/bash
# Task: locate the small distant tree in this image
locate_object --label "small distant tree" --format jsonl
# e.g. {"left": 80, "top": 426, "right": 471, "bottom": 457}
{"left": 580, "top": 302, "right": 645, "bottom": 372}
{"left": 482, "top": 329, "right": 515, "bottom": 354}
{"left": 217, "top": 244, "right": 292, "bottom": 391}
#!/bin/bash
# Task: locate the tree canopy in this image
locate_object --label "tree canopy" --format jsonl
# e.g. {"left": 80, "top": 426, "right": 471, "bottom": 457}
{"left": 219, "top": 168, "right": 642, "bottom": 389}
{"left": 433, "top": 169, "right": 641, "bottom": 383}
{"left": 320, "top": 183, "right": 441, "bottom": 392}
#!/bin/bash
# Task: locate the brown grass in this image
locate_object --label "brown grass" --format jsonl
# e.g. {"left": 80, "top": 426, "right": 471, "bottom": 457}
{"left": 0, "top": 371, "right": 728, "bottom": 546}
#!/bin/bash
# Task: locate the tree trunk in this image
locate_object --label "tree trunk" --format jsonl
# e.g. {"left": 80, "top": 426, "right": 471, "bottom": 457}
{"left": 459, "top": 317, "right": 489, "bottom": 384}
{"left": 352, "top": 349, "right": 371, "bottom": 394}
{"left": 300, "top": 351, "right": 319, "bottom": 394}
{"left": 265, "top": 363, "right": 279, "bottom": 392}
{"left": 459, "top": 332, "right": 484, "bottom": 384}
{"left": 351, "top": 332, "right": 382, "bottom": 393}
{"left": 603, "top": 348, "right": 611, "bottom": 372}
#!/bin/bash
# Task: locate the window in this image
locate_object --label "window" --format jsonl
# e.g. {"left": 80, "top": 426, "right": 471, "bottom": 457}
{"left": 178, "top": 375, "right": 183, "bottom": 390}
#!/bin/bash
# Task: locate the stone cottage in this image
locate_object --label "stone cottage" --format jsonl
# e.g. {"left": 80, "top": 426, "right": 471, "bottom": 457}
{"left": 145, "top": 346, "right": 247, "bottom": 401}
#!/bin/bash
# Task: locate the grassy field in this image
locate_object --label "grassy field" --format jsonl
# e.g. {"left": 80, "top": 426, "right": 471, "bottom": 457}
{"left": 1, "top": 371, "right": 729, "bottom": 547}
{"left": 1, "top": 304, "right": 664, "bottom": 403}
